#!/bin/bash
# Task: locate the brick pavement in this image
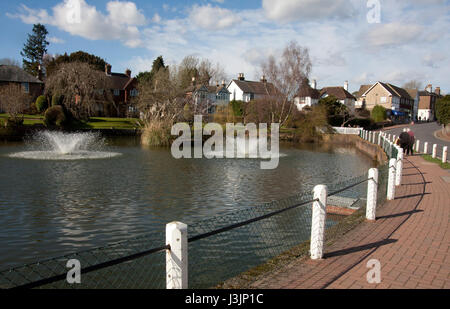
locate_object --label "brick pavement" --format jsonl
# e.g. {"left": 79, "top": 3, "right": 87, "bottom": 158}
{"left": 250, "top": 155, "right": 450, "bottom": 289}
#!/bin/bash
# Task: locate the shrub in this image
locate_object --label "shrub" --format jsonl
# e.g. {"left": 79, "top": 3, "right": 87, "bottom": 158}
{"left": 371, "top": 105, "right": 387, "bottom": 123}
{"left": 435, "top": 95, "right": 450, "bottom": 126}
{"left": 141, "top": 120, "right": 173, "bottom": 147}
{"left": 35, "top": 95, "right": 48, "bottom": 113}
{"left": 51, "top": 93, "right": 63, "bottom": 106}
{"left": 44, "top": 105, "right": 66, "bottom": 128}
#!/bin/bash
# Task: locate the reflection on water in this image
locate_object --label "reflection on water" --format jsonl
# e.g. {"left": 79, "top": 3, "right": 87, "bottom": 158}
{"left": 0, "top": 137, "right": 374, "bottom": 270}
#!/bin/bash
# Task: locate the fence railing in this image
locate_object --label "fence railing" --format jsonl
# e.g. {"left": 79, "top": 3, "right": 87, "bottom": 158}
{"left": 332, "top": 127, "right": 363, "bottom": 135}
{"left": 1, "top": 130, "right": 403, "bottom": 290}
{"left": 360, "top": 128, "right": 449, "bottom": 163}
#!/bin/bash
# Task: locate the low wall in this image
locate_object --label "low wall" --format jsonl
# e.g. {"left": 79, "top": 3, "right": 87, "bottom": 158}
{"left": 322, "top": 134, "right": 388, "bottom": 165}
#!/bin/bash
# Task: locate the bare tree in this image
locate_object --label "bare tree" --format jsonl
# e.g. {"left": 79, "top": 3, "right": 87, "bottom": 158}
{"left": 0, "top": 84, "right": 31, "bottom": 123}
{"left": 135, "top": 68, "right": 188, "bottom": 123}
{"left": 0, "top": 58, "right": 21, "bottom": 67}
{"left": 260, "top": 40, "right": 312, "bottom": 125}
{"left": 44, "top": 62, "right": 113, "bottom": 120}
{"left": 403, "top": 80, "right": 422, "bottom": 90}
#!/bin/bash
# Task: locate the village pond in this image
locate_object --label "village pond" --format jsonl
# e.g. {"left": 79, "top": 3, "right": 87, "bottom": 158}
{"left": 0, "top": 134, "right": 375, "bottom": 273}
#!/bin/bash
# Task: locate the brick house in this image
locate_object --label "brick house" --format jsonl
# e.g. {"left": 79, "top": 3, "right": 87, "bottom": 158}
{"left": 104, "top": 64, "right": 138, "bottom": 117}
{"left": 361, "top": 81, "right": 414, "bottom": 122}
{"left": 417, "top": 84, "right": 442, "bottom": 121}
{"left": 0, "top": 65, "right": 44, "bottom": 111}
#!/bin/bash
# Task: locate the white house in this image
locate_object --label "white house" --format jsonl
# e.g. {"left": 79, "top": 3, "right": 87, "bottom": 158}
{"left": 227, "top": 73, "right": 279, "bottom": 103}
{"left": 294, "top": 79, "right": 320, "bottom": 111}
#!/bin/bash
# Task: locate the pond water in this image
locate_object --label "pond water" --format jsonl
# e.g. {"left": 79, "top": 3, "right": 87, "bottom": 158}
{"left": 0, "top": 134, "right": 374, "bottom": 271}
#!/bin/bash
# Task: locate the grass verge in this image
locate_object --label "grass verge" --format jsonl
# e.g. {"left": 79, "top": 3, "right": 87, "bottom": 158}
{"left": 422, "top": 154, "right": 450, "bottom": 169}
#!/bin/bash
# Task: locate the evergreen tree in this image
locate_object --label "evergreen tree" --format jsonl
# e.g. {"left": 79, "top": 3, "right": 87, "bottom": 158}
{"left": 136, "top": 55, "right": 167, "bottom": 83}
{"left": 21, "top": 24, "right": 49, "bottom": 77}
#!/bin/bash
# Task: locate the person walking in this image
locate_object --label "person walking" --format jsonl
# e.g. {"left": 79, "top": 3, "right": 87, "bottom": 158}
{"left": 399, "top": 129, "right": 411, "bottom": 155}
{"left": 406, "top": 128, "right": 415, "bottom": 156}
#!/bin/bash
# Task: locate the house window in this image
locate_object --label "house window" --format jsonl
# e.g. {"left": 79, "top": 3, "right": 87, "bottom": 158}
{"left": 21, "top": 83, "right": 29, "bottom": 93}
{"left": 380, "top": 97, "right": 387, "bottom": 103}
{"left": 114, "top": 89, "right": 120, "bottom": 96}
{"left": 130, "top": 89, "right": 138, "bottom": 97}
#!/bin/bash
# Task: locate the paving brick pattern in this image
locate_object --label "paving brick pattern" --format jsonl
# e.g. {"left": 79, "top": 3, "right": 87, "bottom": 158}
{"left": 250, "top": 156, "right": 450, "bottom": 289}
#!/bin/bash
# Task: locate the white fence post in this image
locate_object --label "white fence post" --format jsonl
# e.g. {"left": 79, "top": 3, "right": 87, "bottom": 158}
{"left": 387, "top": 158, "right": 396, "bottom": 200}
{"left": 432, "top": 144, "right": 437, "bottom": 158}
{"left": 396, "top": 149, "right": 403, "bottom": 186}
{"left": 366, "top": 168, "right": 379, "bottom": 221}
{"left": 166, "top": 222, "right": 188, "bottom": 289}
{"left": 378, "top": 133, "right": 382, "bottom": 146}
{"left": 424, "top": 142, "right": 428, "bottom": 154}
{"left": 416, "top": 140, "right": 420, "bottom": 153}
{"left": 443, "top": 146, "right": 448, "bottom": 163}
{"left": 310, "top": 185, "right": 327, "bottom": 260}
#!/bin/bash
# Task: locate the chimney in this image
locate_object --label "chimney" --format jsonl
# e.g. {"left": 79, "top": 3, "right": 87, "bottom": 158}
{"left": 311, "top": 79, "right": 317, "bottom": 89}
{"left": 105, "top": 63, "right": 112, "bottom": 75}
{"left": 260, "top": 75, "right": 267, "bottom": 83}
{"left": 37, "top": 64, "right": 43, "bottom": 81}
{"left": 426, "top": 84, "right": 432, "bottom": 93}
{"left": 221, "top": 80, "right": 226, "bottom": 87}
{"left": 344, "top": 80, "right": 349, "bottom": 91}
{"left": 435, "top": 87, "right": 440, "bottom": 96}
{"left": 238, "top": 73, "right": 245, "bottom": 81}
{"left": 125, "top": 69, "right": 131, "bottom": 78}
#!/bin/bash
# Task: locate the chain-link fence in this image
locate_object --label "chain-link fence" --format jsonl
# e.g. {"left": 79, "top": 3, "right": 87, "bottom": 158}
{"left": 1, "top": 166, "right": 385, "bottom": 289}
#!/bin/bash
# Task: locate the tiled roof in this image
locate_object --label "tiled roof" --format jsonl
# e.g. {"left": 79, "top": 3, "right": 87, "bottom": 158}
{"left": 320, "top": 87, "right": 356, "bottom": 100}
{"left": 296, "top": 83, "right": 320, "bottom": 99}
{"left": 355, "top": 84, "right": 372, "bottom": 98}
{"left": 232, "top": 79, "right": 279, "bottom": 96}
{"left": 107, "top": 72, "right": 134, "bottom": 90}
{"left": 0, "top": 65, "right": 43, "bottom": 84}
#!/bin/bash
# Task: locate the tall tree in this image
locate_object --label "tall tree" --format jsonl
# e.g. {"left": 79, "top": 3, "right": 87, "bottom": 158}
{"left": 260, "top": 40, "right": 312, "bottom": 125}
{"left": 136, "top": 55, "right": 168, "bottom": 83}
{"left": 21, "top": 24, "right": 49, "bottom": 77}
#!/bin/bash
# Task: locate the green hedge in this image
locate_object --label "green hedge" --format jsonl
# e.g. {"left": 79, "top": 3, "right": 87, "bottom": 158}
{"left": 35, "top": 95, "right": 48, "bottom": 113}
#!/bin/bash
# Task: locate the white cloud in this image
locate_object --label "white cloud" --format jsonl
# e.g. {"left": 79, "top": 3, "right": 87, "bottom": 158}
{"left": 422, "top": 52, "right": 447, "bottom": 68}
{"left": 262, "top": 0, "right": 356, "bottom": 22}
{"left": 363, "top": 22, "right": 423, "bottom": 48}
{"left": 189, "top": 4, "right": 241, "bottom": 30}
{"left": 47, "top": 36, "right": 66, "bottom": 44}
{"left": 8, "top": 0, "right": 146, "bottom": 48}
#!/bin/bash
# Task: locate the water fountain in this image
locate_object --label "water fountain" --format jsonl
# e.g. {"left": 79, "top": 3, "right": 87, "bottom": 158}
{"left": 8, "top": 131, "right": 121, "bottom": 160}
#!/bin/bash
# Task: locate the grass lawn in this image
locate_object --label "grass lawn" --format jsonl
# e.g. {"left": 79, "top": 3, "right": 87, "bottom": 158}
{"left": 0, "top": 114, "right": 142, "bottom": 130}
{"left": 77, "top": 117, "right": 142, "bottom": 130}
{"left": 422, "top": 154, "right": 450, "bottom": 169}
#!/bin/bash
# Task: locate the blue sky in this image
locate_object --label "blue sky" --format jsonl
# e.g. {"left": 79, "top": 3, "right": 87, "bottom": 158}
{"left": 1, "top": 0, "right": 450, "bottom": 93}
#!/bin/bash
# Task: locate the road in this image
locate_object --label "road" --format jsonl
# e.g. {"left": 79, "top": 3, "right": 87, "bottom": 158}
{"left": 383, "top": 122, "right": 449, "bottom": 158}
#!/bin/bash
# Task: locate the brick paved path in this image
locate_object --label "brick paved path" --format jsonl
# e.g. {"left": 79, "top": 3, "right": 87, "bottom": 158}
{"left": 250, "top": 155, "right": 450, "bottom": 289}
